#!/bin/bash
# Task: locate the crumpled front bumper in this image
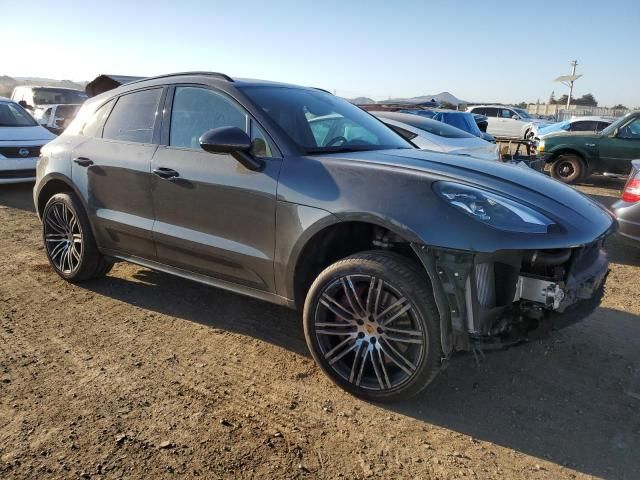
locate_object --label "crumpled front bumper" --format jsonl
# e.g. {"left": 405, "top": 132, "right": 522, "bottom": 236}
{"left": 412, "top": 241, "right": 610, "bottom": 354}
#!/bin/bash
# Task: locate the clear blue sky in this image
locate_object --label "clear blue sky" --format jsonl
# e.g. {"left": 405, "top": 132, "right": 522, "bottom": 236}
{"left": 3, "top": 0, "right": 639, "bottom": 107}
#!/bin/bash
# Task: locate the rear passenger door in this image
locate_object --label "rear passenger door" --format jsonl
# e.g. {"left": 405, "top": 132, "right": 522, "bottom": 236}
{"left": 482, "top": 107, "right": 502, "bottom": 137}
{"left": 150, "top": 85, "right": 282, "bottom": 292}
{"left": 71, "top": 87, "right": 164, "bottom": 259}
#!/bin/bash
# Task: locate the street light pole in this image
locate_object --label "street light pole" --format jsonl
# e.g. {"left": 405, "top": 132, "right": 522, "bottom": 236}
{"left": 566, "top": 60, "right": 578, "bottom": 109}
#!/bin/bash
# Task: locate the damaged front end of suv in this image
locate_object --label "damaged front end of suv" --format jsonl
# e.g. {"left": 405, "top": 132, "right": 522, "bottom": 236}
{"left": 407, "top": 176, "right": 614, "bottom": 356}
{"left": 413, "top": 240, "right": 609, "bottom": 356}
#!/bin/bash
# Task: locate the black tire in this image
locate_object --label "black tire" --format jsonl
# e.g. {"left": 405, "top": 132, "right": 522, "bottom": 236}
{"left": 42, "top": 192, "right": 113, "bottom": 282}
{"left": 303, "top": 250, "right": 442, "bottom": 403}
{"left": 550, "top": 154, "right": 586, "bottom": 184}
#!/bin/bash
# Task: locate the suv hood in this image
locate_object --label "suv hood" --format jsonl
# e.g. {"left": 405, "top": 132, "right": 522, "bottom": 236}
{"left": 543, "top": 131, "right": 601, "bottom": 140}
{"left": 329, "top": 148, "right": 614, "bottom": 244}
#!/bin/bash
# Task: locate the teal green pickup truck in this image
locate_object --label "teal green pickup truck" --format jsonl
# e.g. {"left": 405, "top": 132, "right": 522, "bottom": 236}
{"left": 537, "top": 111, "right": 640, "bottom": 184}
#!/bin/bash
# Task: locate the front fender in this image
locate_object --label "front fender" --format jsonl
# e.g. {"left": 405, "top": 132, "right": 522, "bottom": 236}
{"left": 547, "top": 144, "right": 593, "bottom": 164}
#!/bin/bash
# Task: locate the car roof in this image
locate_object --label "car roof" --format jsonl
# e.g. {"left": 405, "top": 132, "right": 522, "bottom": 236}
{"left": 0, "top": 96, "right": 11, "bottom": 102}
{"left": 469, "top": 105, "right": 512, "bottom": 109}
{"left": 121, "top": 72, "right": 313, "bottom": 90}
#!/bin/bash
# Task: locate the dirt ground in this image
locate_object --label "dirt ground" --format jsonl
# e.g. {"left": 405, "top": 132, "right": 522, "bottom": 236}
{"left": 1, "top": 177, "right": 639, "bottom": 480}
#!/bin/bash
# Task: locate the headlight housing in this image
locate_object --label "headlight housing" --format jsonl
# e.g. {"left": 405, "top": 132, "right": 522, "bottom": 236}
{"left": 537, "top": 139, "right": 545, "bottom": 152}
{"left": 434, "top": 182, "right": 555, "bottom": 234}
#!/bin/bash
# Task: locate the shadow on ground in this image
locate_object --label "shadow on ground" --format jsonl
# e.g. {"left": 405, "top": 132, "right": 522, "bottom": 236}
{"left": 84, "top": 266, "right": 640, "bottom": 480}
{"left": 0, "top": 183, "right": 36, "bottom": 212}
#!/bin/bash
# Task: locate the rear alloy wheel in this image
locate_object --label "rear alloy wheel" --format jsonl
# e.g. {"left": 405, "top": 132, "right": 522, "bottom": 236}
{"left": 303, "top": 251, "right": 441, "bottom": 402}
{"left": 43, "top": 193, "right": 112, "bottom": 282}
{"left": 550, "top": 154, "right": 585, "bottom": 184}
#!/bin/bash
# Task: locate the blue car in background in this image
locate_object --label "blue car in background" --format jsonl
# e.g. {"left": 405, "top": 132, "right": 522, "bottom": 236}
{"left": 432, "top": 110, "right": 495, "bottom": 143}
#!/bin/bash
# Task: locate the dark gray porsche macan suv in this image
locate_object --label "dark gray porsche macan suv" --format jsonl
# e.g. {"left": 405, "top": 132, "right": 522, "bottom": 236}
{"left": 34, "top": 72, "right": 615, "bottom": 402}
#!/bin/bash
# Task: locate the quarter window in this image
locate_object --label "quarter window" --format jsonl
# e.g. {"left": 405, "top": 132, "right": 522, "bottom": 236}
{"left": 81, "top": 100, "right": 114, "bottom": 137}
{"left": 103, "top": 89, "right": 162, "bottom": 144}
{"left": 169, "top": 87, "right": 247, "bottom": 149}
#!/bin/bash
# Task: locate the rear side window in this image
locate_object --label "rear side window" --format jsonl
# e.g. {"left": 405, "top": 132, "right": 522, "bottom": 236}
{"left": 484, "top": 108, "right": 499, "bottom": 117}
{"left": 570, "top": 121, "right": 598, "bottom": 132}
{"left": 103, "top": 89, "right": 162, "bottom": 143}
{"left": 169, "top": 86, "right": 247, "bottom": 149}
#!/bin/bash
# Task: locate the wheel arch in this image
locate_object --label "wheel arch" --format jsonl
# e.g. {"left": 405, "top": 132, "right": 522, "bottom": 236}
{"left": 36, "top": 173, "right": 93, "bottom": 228}
{"left": 289, "top": 217, "right": 424, "bottom": 310}
{"left": 547, "top": 147, "right": 588, "bottom": 167}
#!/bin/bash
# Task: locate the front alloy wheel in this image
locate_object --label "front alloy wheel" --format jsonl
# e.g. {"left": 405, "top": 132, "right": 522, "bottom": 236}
{"left": 42, "top": 192, "right": 113, "bottom": 282}
{"left": 304, "top": 251, "right": 442, "bottom": 402}
{"left": 44, "top": 200, "right": 83, "bottom": 275}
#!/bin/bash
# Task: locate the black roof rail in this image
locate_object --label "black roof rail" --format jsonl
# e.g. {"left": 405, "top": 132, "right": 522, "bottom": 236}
{"left": 126, "top": 71, "right": 234, "bottom": 87}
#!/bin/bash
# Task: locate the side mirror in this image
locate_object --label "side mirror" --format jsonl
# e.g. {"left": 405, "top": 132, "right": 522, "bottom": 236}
{"left": 511, "top": 115, "right": 519, "bottom": 120}
{"left": 18, "top": 100, "right": 33, "bottom": 111}
{"left": 199, "top": 127, "right": 263, "bottom": 171}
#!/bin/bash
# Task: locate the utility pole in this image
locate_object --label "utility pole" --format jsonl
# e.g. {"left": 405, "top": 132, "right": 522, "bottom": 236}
{"left": 567, "top": 60, "right": 578, "bottom": 109}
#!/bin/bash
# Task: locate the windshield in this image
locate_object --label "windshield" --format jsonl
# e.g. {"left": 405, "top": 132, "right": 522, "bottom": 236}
{"left": 433, "top": 112, "right": 483, "bottom": 136}
{"left": 513, "top": 108, "right": 532, "bottom": 119}
{"left": 241, "top": 86, "right": 412, "bottom": 153}
{"left": 33, "top": 88, "right": 87, "bottom": 105}
{"left": 540, "top": 121, "right": 569, "bottom": 132}
{"left": 0, "top": 101, "right": 38, "bottom": 127}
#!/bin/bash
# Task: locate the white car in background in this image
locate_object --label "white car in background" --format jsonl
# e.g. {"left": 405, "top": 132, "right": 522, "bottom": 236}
{"left": 0, "top": 97, "right": 55, "bottom": 184}
{"left": 530, "top": 116, "right": 614, "bottom": 140}
{"left": 370, "top": 111, "right": 500, "bottom": 162}
{"left": 467, "top": 105, "right": 552, "bottom": 139}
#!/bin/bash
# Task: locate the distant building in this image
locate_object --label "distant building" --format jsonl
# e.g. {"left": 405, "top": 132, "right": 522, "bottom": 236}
{"left": 85, "top": 74, "right": 144, "bottom": 97}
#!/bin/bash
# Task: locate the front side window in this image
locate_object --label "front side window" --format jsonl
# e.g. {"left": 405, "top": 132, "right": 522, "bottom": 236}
{"left": 0, "top": 102, "right": 38, "bottom": 127}
{"left": 103, "top": 89, "right": 162, "bottom": 144}
{"left": 618, "top": 117, "right": 640, "bottom": 139}
{"left": 241, "top": 86, "right": 411, "bottom": 153}
{"left": 169, "top": 87, "right": 247, "bottom": 149}
{"left": 501, "top": 109, "right": 515, "bottom": 119}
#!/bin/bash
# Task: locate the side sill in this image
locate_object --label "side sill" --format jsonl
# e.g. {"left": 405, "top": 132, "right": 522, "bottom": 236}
{"left": 106, "top": 251, "right": 296, "bottom": 309}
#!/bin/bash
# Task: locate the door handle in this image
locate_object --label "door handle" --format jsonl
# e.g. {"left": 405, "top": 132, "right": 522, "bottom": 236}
{"left": 73, "top": 157, "right": 93, "bottom": 167}
{"left": 153, "top": 167, "right": 180, "bottom": 180}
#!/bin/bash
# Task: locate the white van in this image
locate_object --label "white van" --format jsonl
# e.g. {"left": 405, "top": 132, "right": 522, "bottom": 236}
{"left": 11, "top": 86, "right": 87, "bottom": 111}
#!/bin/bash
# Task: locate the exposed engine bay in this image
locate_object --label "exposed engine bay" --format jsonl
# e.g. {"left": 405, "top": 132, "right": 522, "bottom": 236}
{"left": 411, "top": 240, "right": 609, "bottom": 356}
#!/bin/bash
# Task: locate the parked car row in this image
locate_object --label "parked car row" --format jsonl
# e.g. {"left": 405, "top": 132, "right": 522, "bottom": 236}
{"left": 31, "top": 71, "right": 616, "bottom": 402}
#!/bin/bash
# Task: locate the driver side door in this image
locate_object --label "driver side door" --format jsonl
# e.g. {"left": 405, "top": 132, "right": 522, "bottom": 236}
{"left": 150, "top": 85, "right": 282, "bottom": 292}
{"left": 599, "top": 116, "right": 640, "bottom": 174}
